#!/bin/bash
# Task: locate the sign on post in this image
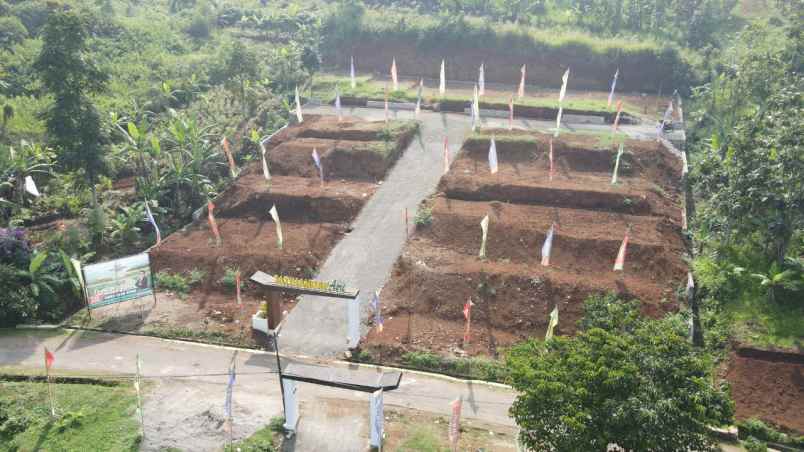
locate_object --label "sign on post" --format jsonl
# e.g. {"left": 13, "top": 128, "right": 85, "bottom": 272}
{"left": 83, "top": 253, "right": 154, "bottom": 309}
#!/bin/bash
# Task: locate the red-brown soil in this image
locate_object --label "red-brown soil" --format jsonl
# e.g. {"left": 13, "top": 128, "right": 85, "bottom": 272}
{"left": 145, "top": 116, "right": 414, "bottom": 343}
{"left": 724, "top": 349, "right": 804, "bottom": 433}
{"left": 361, "top": 129, "right": 686, "bottom": 361}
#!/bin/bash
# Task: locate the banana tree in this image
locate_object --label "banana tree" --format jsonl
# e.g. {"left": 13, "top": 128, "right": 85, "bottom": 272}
{"left": 750, "top": 262, "right": 803, "bottom": 304}
{"left": 108, "top": 204, "right": 145, "bottom": 251}
{"left": 15, "top": 251, "right": 65, "bottom": 301}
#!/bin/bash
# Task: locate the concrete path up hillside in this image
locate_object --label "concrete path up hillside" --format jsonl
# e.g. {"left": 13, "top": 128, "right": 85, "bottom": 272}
{"left": 278, "top": 105, "right": 657, "bottom": 357}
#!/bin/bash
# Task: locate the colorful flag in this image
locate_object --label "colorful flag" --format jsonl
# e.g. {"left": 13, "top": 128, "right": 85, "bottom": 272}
{"left": 224, "top": 356, "right": 236, "bottom": 419}
{"left": 335, "top": 88, "right": 342, "bottom": 122}
{"left": 259, "top": 140, "right": 272, "bottom": 181}
{"left": 559, "top": 68, "right": 570, "bottom": 103}
{"left": 269, "top": 204, "right": 284, "bottom": 249}
{"left": 439, "top": 59, "right": 446, "bottom": 95}
{"left": 611, "top": 142, "right": 624, "bottom": 185}
{"left": 545, "top": 305, "right": 559, "bottom": 340}
{"left": 488, "top": 135, "right": 498, "bottom": 174}
{"left": 207, "top": 201, "right": 221, "bottom": 245}
{"left": 415, "top": 79, "right": 423, "bottom": 117}
{"left": 221, "top": 136, "right": 237, "bottom": 177}
{"left": 391, "top": 58, "right": 398, "bottom": 91}
{"left": 463, "top": 299, "right": 472, "bottom": 344}
{"left": 549, "top": 138, "right": 555, "bottom": 181}
{"left": 541, "top": 223, "right": 556, "bottom": 266}
{"left": 235, "top": 270, "right": 242, "bottom": 305}
{"left": 612, "top": 100, "right": 624, "bottom": 135}
{"left": 312, "top": 148, "right": 324, "bottom": 184}
{"left": 518, "top": 64, "right": 526, "bottom": 98}
{"left": 371, "top": 290, "right": 383, "bottom": 333}
{"left": 449, "top": 397, "right": 462, "bottom": 451}
{"left": 350, "top": 56, "right": 356, "bottom": 89}
{"left": 144, "top": 200, "right": 161, "bottom": 245}
{"left": 295, "top": 86, "right": 303, "bottom": 123}
{"left": 613, "top": 229, "right": 629, "bottom": 271}
{"left": 44, "top": 347, "right": 54, "bottom": 370}
{"left": 607, "top": 68, "right": 619, "bottom": 109}
{"left": 443, "top": 137, "right": 450, "bottom": 174}
{"left": 24, "top": 175, "right": 40, "bottom": 197}
{"left": 478, "top": 63, "right": 485, "bottom": 96}
{"left": 554, "top": 106, "right": 563, "bottom": 137}
{"left": 508, "top": 95, "right": 514, "bottom": 130}
{"left": 479, "top": 214, "right": 489, "bottom": 259}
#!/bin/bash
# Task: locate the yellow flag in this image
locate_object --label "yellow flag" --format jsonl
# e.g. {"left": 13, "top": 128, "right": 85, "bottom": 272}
{"left": 545, "top": 305, "right": 559, "bottom": 340}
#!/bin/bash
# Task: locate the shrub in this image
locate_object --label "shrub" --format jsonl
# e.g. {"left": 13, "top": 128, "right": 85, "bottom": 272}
{"left": 742, "top": 436, "right": 768, "bottom": 452}
{"left": 218, "top": 267, "right": 241, "bottom": 289}
{"left": 268, "top": 416, "right": 285, "bottom": 433}
{"left": 185, "top": 14, "right": 211, "bottom": 40}
{"left": 155, "top": 271, "right": 190, "bottom": 294}
{"left": 413, "top": 205, "right": 432, "bottom": 227}
{"left": 0, "top": 264, "right": 37, "bottom": 327}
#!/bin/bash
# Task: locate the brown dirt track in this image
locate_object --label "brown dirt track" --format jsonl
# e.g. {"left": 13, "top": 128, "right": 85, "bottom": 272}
{"left": 145, "top": 115, "right": 415, "bottom": 345}
{"left": 362, "top": 129, "right": 686, "bottom": 359}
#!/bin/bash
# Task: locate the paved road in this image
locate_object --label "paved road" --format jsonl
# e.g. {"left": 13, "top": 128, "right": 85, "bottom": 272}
{"left": 278, "top": 105, "right": 658, "bottom": 357}
{"left": 0, "top": 329, "right": 516, "bottom": 451}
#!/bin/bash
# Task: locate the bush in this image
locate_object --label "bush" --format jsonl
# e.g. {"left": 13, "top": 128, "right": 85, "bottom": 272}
{"left": 413, "top": 205, "right": 432, "bottom": 227}
{"left": 0, "top": 17, "right": 27, "bottom": 49}
{"left": 218, "top": 267, "right": 241, "bottom": 289}
{"left": 741, "top": 436, "right": 768, "bottom": 452}
{"left": 185, "top": 14, "right": 211, "bottom": 40}
{"left": 155, "top": 271, "right": 190, "bottom": 295}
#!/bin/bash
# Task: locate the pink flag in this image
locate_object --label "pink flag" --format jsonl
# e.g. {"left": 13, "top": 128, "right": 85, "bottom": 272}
{"left": 443, "top": 137, "right": 450, "bottom": 174}
{"left": 541, "top": 223, "right": 556, "bottom": 266}
{"left": 614, "top": 230, "right": 629, "bottom": 271}
{"left": 518, "top": 64, "right": 526, "bottom": 98}
{"left": 549, "top": 138, "right": 555, "bottom": 181}
{"left": 312, "top": 148, "right": 324, "bottom": 184}
{"left": 449, "top": 398, "right": 462, "bottom": 450}
{"left": 508, "top": 95, "right": 514, "bottom": 130}
{"left": 391, "top": 58, "right": 398, "bottom": 91}
{"left": 235, "top": 270, "right": 242, "bottom": 305}
{"left": 208, "top": 201, "right": 221, "bottom": 245}
{"left": 612, "top": 100, "right": 623, "bottom": 135}
{"left": 463, "top": 299, "right": 472, "bottom": 344}
{"left": 221, "top": 137, "right": 237, "bottom": 177}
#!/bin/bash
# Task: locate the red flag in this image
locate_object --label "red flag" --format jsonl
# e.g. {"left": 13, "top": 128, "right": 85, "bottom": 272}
{"left": 207, "top": 201, "right": 221, "bottom": 245}
{"left": 449, "top": 398, "right": 462, "bottom": 450}
{"left": 614, "top": 230, "right": 629, "bottom": 271}
{"left": 612, "top": 100, "right": 624, "bottom": 135}
{"left": 44, "top": 348, "right": 54, "bottom": 370}
{"left": 221, "top": 137, "right": 237, "bottom": 177}
{"left": 462, "top": 300, "right": 472, "bottom": 344}
{"left": 549, "top": 138, "right": 555, "bottom": 181}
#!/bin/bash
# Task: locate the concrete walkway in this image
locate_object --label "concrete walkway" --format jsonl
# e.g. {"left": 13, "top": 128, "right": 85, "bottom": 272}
{"left": 0, "top": 329, "right": 516, "bottom": 451}
{"left": 278, "top": 105, "right": 658, "bottom": 357}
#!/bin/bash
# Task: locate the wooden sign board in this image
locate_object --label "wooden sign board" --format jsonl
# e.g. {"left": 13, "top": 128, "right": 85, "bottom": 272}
{"left": 250, "top": 271, "right": 358, "bottom": 299}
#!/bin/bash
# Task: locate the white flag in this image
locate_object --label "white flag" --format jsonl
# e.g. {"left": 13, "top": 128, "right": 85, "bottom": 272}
{"left": 295, "top": 86, "right": 303, "bottom": 123}
{"left": 350, "top": 56, "right": 356, "bottom": 89}
{"left": 611, "top": 142, "right": 624, "bottom": 185}
{"left": 269, "top": 204, "right": 283, "bottom": 249}
{"left": 391, "top": 58, "right": 398, "bottom": 91}
{"left": 312, "top": 148, "right": 323, "bottom": 184}
{"left": 607, "top": 68, "right": 619, "bottom": 109}
{"left": 488, "top": 135, "right": 498, "bottom": 174}
{"left": 472, "top": 84, "right": 480, "bottom": 131}
{"left": 259, "top": 141, "right": 271, "bottom": 181}
{"left": 415, "top": 79, "right": 423, "bottom": 117}
{"left": 545, "top": 305, "right": 559, "bottom": 340}
{"left": 335, "top": 88, "right": 342, "bottom": 122}
{"left": 24, "top": 175, "right": 40, "bottom": 197}
{"left": 439, "top": 59, "right": 446, "bottom": 95}
{"left": 558, "top": 68, "right": 570, "bottom": 103}
{"left": 541, "top": 223, "right": 555, "bottom": 266}
{"left": 478, "top": 63, "right": 485, "bottom": 96}
{"left": 682, "top": 151, "right": 689, "bottom": 175}
{"left": 518, "top": 64, "right": 526, "bottom": 98}
{"left": 144, "top": 200, "right": 161, "bottom": 245}
{"left": 479, "top": 215, "right": 489, "bottom": 259}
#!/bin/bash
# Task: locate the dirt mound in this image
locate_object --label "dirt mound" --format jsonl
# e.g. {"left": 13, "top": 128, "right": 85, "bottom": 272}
{"left": 725, "top": 350, "right": 804, "bottom": 433}
{"left": 297, "top": 119, "right": 390, "bottom": 141}
{"left": 437, "top": 99, "right": 639, "bottom": 124}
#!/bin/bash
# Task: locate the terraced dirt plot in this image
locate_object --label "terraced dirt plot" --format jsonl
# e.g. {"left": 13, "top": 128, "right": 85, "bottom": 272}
{"left": 361, "top": 129, "right": 686, "bottom": 358}
{"left": 138, "top": 115, "right": 418, "bottom": 345}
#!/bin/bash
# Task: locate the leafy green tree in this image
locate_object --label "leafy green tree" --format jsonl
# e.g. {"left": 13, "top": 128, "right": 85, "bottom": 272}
{"left": 0, "top": 16, "right": 27, "bottom": 50}
{"left": 34, "top": 11, "right": 109, "bottom": 206}
{"left": 506, "top": 297, "right": 733, "bottom": 451}
{"left": 215, "top": 41, "right": 261, "bottom": 117}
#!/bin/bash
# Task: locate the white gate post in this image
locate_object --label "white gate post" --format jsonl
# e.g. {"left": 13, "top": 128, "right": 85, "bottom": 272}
{"left": 346, "top": 296, "right": 361, "bottom": 349}
{"left": 282, "top": 378, "right": 299, "bottom": 432}
{"left": 370, "top": 388, "right": 384, "bottom": 449}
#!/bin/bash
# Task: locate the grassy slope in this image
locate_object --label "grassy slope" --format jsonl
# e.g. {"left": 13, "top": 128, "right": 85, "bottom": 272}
{"left": 0, "top": 380, "right": 140, "bottom": 452}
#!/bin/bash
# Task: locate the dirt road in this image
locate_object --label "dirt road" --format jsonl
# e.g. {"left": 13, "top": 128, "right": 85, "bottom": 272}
{"left": 0, "top": 329, "right": 515, "bottom": 451}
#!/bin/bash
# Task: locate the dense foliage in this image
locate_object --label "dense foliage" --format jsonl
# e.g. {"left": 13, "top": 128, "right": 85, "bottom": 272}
{"left": 507, "top": 295, "right": 734, "bottom": 451}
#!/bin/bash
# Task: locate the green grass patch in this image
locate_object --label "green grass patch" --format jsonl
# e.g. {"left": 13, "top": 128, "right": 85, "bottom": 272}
{"left": 398, "top": 424, "right": 445, "bottom": 452}
{"left": 399, "top": 351, "right": 509, "bottom": 382}
{"left": 223, "top": 424, "right": 279, "bottom": 452}
{"left": 0, "top": 380, "right": 141, "bottom": 452}
{"left": 725, "top": 296, "right": 804, "bottom": 350}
